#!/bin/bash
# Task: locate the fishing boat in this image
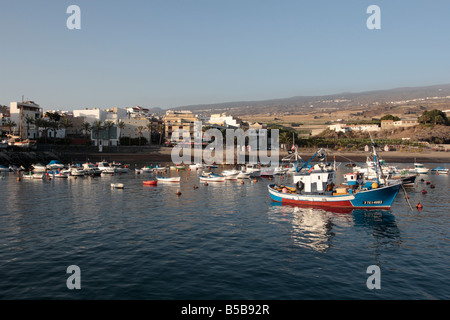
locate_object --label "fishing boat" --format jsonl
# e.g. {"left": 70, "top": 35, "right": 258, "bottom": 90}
{"left": 222, "top": 170, "right": 239, "bottom": 180}
{"left": 268, "top": 146, "right": 402, "bottom": 211}
{"left": 111, "top": 183, "right": 124, "bottom": 189}
{"left": 199, "top": 173, "right": 225, "bottom": 182}
{"left": 22, "top": 172, "right": 45, "bottom": 179}
{"left": 6, "top": 135, "right": 36, "bottom": 149}
{"left": 274, "top": 166, "right": 288, "bottom": 175}
{"left": 431, "top": 166, "right": 449, "bottom": 174}
{"left": 31, "top": 163, "right": 47, "bottom": 173}
{"left": 140, "top": 166, "right": 154, "bottom": 173}
{"left": 170, "top": 164, "right": 186, "bottom": 170}
{"left": 83, "top": 163, "right": 102, "bottom": 176}
{"left": 97, "top": 161, "right": 116, "bottom": 174}
{"left": 143, "top": 180, "right": 158, "bottom": 186}
{"left": 48, "top": 171, "right": 69, "bottom": 179}
{"left": 70, "top": 167, "right": 87, "bottom": 176}
{"left": 243, "top": 164, "right": 261, "bottom": 177}
{"left": 260, "top": 167, "right": 275, "bottom": 177}
{"left": 156, "top": 176, "right": 181, "bottom": 182}
{"left": 47, "top": 160, "right": 65, "bottom": 170}
{"left": 154, "top": 166, "right": 169, "bottom": 172}
{"left": 110, "top": 162, "right": 130, "bottom": 173}
{"left": 189, "top": 163, "right": 204, "bottom": 170}
{"left": 409, "top": 163, "right": 429, "bottom": 174}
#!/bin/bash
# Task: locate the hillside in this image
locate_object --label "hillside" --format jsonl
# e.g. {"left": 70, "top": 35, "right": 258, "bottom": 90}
{"left": 318, "top": 125, "right": 450, "bottom": 144}
{"left": 174, "top": 84, "right": 450, "bottom": 116}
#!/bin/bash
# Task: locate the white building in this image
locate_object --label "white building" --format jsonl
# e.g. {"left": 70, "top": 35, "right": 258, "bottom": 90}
{"left": 9, "top": 101, "right": 43, "bottom": 139}
{"left": 73, "top": 108, "right": 104, "bottom": 123}
{"left": 104, "top": 107, "right": 128, "bottom": 123}
{"left": 208, "top": 113, "right": 241, "bottom": 128}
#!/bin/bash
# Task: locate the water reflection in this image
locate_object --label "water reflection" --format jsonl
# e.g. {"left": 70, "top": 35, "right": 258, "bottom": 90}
{"left": 268, "top": 202, "right": 400, "bottom": 253}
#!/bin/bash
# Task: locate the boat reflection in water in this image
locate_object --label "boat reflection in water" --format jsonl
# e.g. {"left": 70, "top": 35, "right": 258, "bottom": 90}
{"left": 269, "top": 202, "right": 400, "bottom": 253}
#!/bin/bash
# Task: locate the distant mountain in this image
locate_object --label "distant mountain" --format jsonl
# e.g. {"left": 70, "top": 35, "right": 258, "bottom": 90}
{"left": 173, "top": 84, "right": 450, "bottom": 116}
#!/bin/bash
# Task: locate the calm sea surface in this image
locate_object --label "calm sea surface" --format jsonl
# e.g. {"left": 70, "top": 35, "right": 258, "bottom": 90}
{"left": 0, "top": 163, "right": 449, "bottom": 300}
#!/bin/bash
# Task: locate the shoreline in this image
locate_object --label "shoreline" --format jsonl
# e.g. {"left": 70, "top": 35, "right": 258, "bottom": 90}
{"left": 1, "top": 148, "right": 449, "bottom": 167}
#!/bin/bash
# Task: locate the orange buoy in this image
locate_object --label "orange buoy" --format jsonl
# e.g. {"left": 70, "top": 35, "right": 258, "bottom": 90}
{"left": 416, "top": 202, "right": 423, "bottom": 209}
{"left": 240, "top": 180, "right": 244, "bottom": 184}
{"left": 422, "top": 189, "right": 427, "bottom": 194}
{"left": 430, "top": 184, "right": 435, "bottom": 188}
{"left": 426, "top": 181, "right": 430, "bottom": 185}
{"left": 176, "top": 189, "right": 182, "bottom": 196}
{"left": 204, "top": 182, "right": 208, "bottom": 186}
{"left": 193, "top": 185, "right": 198, "bottom": 189}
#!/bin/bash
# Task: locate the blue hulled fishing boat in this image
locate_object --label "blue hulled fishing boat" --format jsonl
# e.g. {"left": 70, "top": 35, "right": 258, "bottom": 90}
{"left": 268, "top": 144, "right": 402, "bottom": 211}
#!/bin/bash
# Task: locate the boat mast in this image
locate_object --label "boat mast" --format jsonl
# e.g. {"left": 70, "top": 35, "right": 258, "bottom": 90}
{"left": 369, "top": 132, "right": 386, "bottom": 185}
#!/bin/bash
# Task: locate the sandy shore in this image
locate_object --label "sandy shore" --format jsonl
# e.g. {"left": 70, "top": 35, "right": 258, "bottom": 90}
{"left": 60, "top": 148, "right": 450, "bottom": 165}
{"left": 2, "top": 147, "right": 448, "bottom": 167}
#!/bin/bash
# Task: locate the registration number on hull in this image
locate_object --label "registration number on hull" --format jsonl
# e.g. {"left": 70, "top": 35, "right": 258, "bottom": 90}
{"left": 363, "top": 200, "right": 383, "bottom": 205}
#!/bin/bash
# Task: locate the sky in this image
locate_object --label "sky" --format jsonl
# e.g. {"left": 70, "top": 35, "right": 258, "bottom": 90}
{"left": 1, "top": 0, "right": 450, "bottom": 111}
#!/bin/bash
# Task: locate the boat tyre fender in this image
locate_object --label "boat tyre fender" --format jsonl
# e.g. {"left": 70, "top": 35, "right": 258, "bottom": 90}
{"left": 296, "top": 181, "right": 304, "bottom": 192}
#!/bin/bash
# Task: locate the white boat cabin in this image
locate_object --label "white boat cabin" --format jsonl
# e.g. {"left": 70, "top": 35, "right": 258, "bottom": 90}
{"left": 293, "top": 164, "right": 334, "bottom": 194}
{"left": 344, "top": 172, "right": 365, "bottom": 186}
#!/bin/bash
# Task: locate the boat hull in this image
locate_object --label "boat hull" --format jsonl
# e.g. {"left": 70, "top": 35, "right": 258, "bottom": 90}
{"left": 156, "top": 177, "right": 181, "bottom": 182}
{"left": 268, "top": 183, "right": 401, "bottom": 210}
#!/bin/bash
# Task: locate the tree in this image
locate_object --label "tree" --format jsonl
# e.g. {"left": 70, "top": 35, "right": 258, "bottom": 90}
{"left": 92, "top": 120, "right": 103, "bottom": 147}
{"left": 146, "top": 122, "right": 153, "bottom": 145}
{"left": 82, "top": 122, "right": 91, "bottom": 138}
{"left": 380, "top": 114, "right": 401, "bottom": 121}
{"left": 34, "top": 118, "right": 45, "bottom": 139}
{"left": 4, "top": 119, "right": 17, "bottom": 135}
{"left": 418, "top": 109, "right": 449, "bottom": 126}
{"left": 104, "top": 120, "right": 114, "bottom": 146}
{"left": 59, "top": 118, "right": 73, "bottom": 139}
{"left": 24, "top": 115, "right": 34, "bottom": 139}
{"left": 45, "top": 111, "right": 61, "bottom": 122}
{"left": 117, "top": 121, "right": 125, "bottom": 141}
{"left": 279, "top": 131, "right": 292, "bottom": 149}
{"left": 40, "top": 119, "right": 52, "bottom": 143}
{"left": 136, "top": 126, "right": 145, "bottom": 146}
{"left": 158, "top": 123, "right": 164, "bottom": 145}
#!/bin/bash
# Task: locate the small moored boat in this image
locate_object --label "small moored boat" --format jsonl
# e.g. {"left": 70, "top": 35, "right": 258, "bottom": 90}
{"left": 156, "top": 176, "right": 181, "bottom": 182}
{"left": 431, "top": 167, "right": 449, "bottom": 174}
{"left": 143, "top": 180, "right": 158, "bottom": 186}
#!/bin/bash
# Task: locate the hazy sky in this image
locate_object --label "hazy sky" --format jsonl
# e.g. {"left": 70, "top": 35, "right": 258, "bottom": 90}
{"left": 1, "top": 0, "right": 450, "bottom": 110}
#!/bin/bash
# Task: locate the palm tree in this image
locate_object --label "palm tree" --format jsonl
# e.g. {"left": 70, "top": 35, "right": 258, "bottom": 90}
{"left": 82, "top": 122, "right": 91, "bottom": 138}
{"left": 4, "top": 119, "right": 17, "bottom": 135}
{"left": 24, "top": 115, "right": 34, "bottom": 139}
{"left": 92, "top": 120, "right": 103, "bottom": 147}
{"left": 279, "top": 131, "right": 292, "bottom": 149}
{"left": 59, "top": 118, "right": 73, "bottom": 140}
{"left": 158, "top": 123, "right": 164, "bottom": 145}
{"left": 104, "top": 120, "right": 114, "bottom": 146}
{"left": 136, "top": 126, "right": 145, "bottom": 146}
{"left": 117, "top": 121, "right": 125, "bottom": 142}
{"left": 34, "top": 118, "right": 45, "bottom": 139}
{"left": 40, "top": 119, "right": 52, "bottom": 144}
{"left": 146, "top": 122, "right": 153, "bottom": 145}
{"left": 49, "top": 121, "right": 60, "bottom": 141}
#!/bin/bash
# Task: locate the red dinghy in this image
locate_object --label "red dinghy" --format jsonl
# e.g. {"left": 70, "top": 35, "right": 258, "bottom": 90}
{"left": 143, "top": 180, "right": 158, "bottom": 186}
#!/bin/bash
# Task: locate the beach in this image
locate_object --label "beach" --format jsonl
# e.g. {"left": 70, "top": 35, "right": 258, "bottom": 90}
{"left": 1, "top": 147, "right": 449, "bottom": 167}
{"left": 61, "top": 147, "right": 450, "bottom": 165}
